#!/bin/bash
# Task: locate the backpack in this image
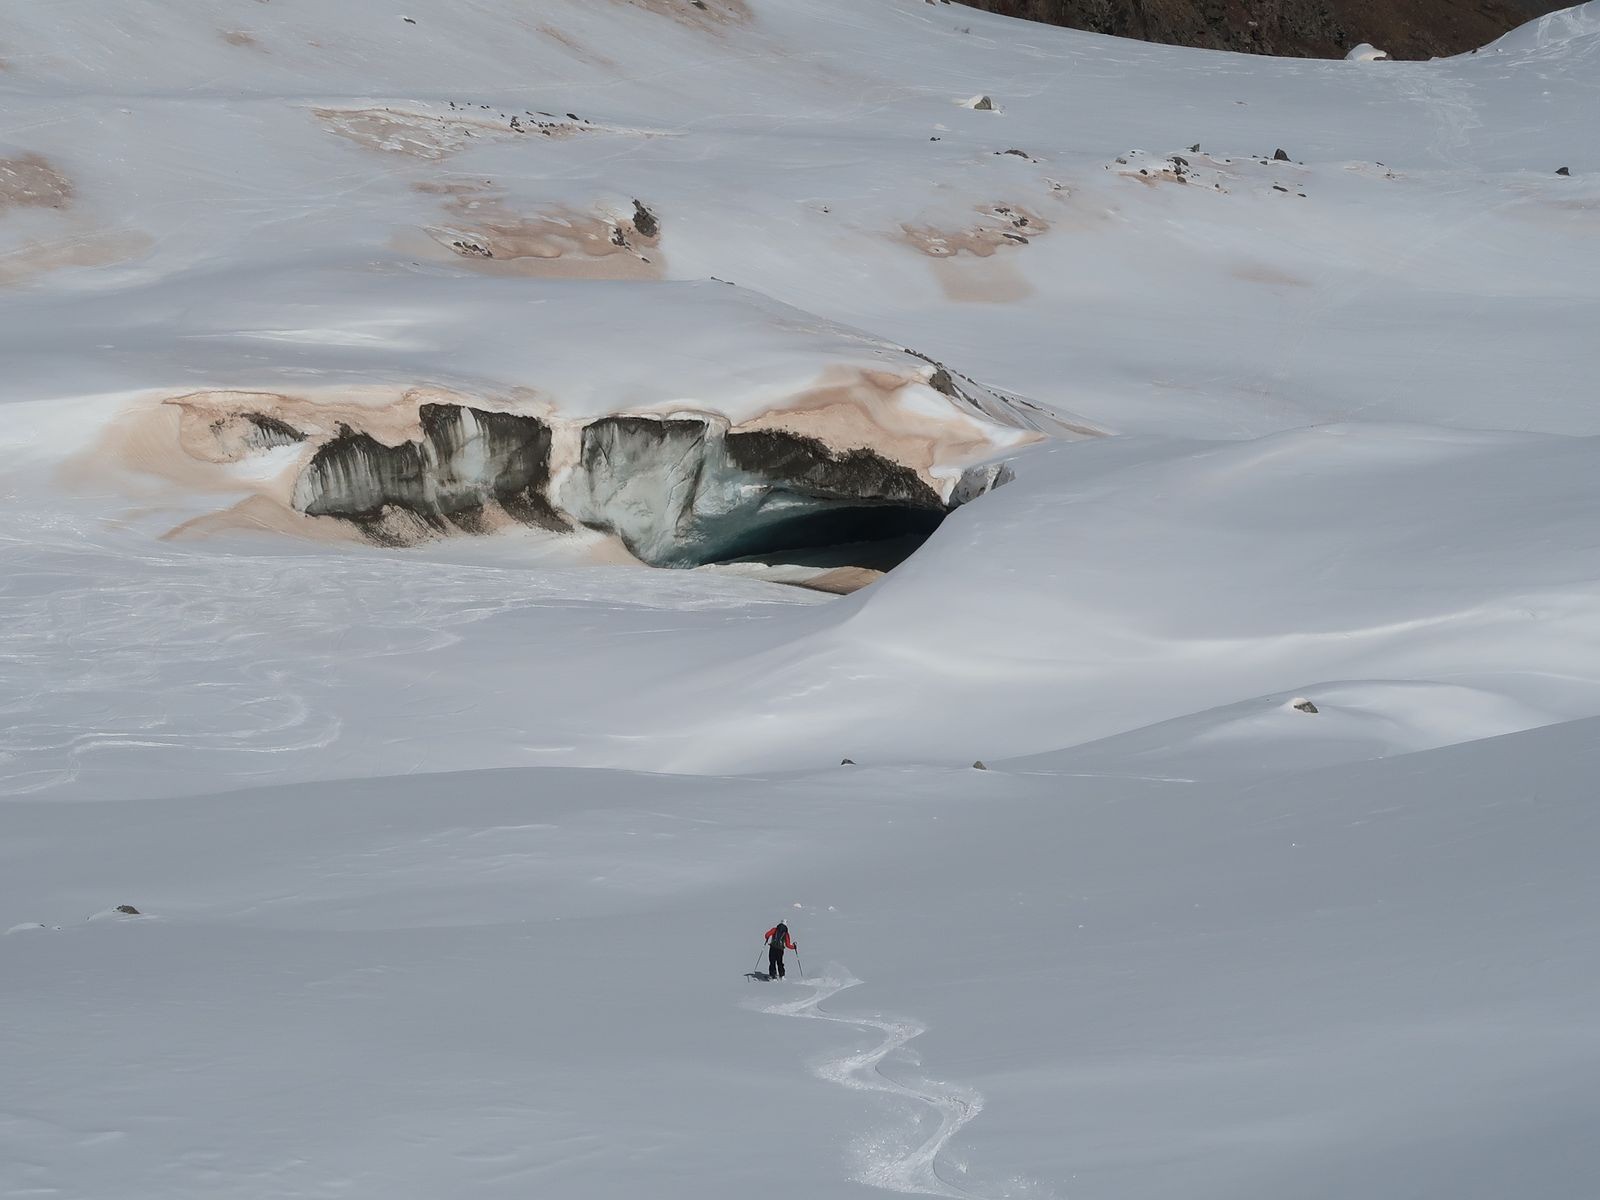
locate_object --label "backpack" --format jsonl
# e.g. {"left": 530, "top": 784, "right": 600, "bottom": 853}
{"left": 769, "top": 922, "right": 788, "bottom": 949}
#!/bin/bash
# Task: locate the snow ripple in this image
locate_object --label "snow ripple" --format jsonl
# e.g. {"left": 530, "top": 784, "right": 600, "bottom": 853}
{"left": 757, "top": 969, "right": 1027, "bottom": 1198}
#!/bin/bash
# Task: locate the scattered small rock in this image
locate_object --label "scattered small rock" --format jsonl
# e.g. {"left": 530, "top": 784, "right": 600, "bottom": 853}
{"left": 401, "top": 15, "right": 416, "bottom": 24}
{"left": 1290, "top": 698, "right": 1319, "bottom": 714}
{"left": 1189, "top": 143, "right": 1201, "bottom": 153}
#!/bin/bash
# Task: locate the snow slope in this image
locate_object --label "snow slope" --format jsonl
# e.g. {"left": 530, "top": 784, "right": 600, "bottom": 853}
{"left": 4, "top": 722, "right": 1596, "bottom": 1199}
{"left": 2, "top": 1, "right": 1598, "bottom": 1197}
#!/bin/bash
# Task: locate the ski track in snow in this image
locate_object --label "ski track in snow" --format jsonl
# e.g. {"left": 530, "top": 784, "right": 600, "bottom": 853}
{"left": 755, "top": 969, "right": 1045, "bottom": 1199}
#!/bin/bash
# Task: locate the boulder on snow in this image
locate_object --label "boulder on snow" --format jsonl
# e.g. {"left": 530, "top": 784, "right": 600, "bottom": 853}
{"left": 1289, "top": 698, "right": 1319, "bottom": 714}
{"left": 972, "top": 760, "right": 988, "bottom": 770}
{"left": 1346, "top": 43, "right": 1390, "bottom": 62}
{"left": 840, "top": 757, "right": 856, "bottom": 766}
{"left": 1273, "top": 148, "right": 1291, "bottom": 162}
{"left": 630, "top": 199, "right": 660, "bottom": 239}
{"left": 115, "top": 904, "right": 141, "bottom": 915}
{"left": 1557, "top": 167, "right": 1571, "bottom": 176}
{"left": 963, "top": 95, "right": 996, "bottom": 111}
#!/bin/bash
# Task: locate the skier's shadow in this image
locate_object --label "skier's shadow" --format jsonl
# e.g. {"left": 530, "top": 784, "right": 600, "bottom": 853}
{"left": 745, "top": 971, "right": 777, "bottom": 982}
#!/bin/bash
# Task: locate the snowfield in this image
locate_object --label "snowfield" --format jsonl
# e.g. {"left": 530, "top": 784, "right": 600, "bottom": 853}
{"left": 1, "top": 1, "right": 1597, "bottom": 1197}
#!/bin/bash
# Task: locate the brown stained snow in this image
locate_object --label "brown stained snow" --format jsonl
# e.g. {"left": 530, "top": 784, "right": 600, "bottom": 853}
{"left": 898, "top": 204, "right": 1051, "bottom": 303}
{"left": 220, "top": 30, "right": 265, "bottom": 51}
{"left": 164, "top": 495, "right": 372, "bottom": 546}
{"left": 606, "top": 0, "right": 753, "bottom": 31}
{"left": 315, "top": 106, "right": 659, "bottom": 160}
{"left": 733, "top": 366, "right": 1043, "bottom": 488}
{"left": 313, "top": 107, "right": 509, "bottom": 160}
{"left": 932, "top": 256, "right": 1035, "bottom": 304}
{"left": 795, "top": 566, "right": 883, "bottom": 595}
{"left": 0, "top": 154, "right": 155, "bottom": 286}
{"left": 0, "top": 231, "right": 153, "bottom": 287}
{"left": 899, "top": 204, "right": 1048, "bottom": 259}
{"left": 0, "top": 154, "right": 74, "bottom": 211}
{"left": 64, "top": 385, "right": 538, "bottom": 506}
{"left": 315, "top": 107, "right": 578, "bottom": 161}
{"left": 536, "top": 24, "right": 620, "bottom": 69}
{"left": 165, "top": 386, "right": 547, "bottom": 453}
{"left": 415, "top": 183, "right": 663, "bottom": 280}
{"left": 1231, "top": 262, "right": 1311, "bottom": 288}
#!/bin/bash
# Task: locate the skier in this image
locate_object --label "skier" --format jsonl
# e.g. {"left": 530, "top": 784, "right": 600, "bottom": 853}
{"left": 764, "top": 920, "right": 797, "bottom": 980}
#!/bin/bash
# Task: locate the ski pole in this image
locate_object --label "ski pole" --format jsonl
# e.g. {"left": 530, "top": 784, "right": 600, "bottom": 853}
{"left": 755, "top": 947, "right": 767, "bottom": 974}
{"left": 794, "top": 950, "right": 804, "bottom": 979}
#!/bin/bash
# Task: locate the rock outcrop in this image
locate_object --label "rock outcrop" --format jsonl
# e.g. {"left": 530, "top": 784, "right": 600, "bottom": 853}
{"left": 951, "top": 0, "right": 1571, "bottom": 61}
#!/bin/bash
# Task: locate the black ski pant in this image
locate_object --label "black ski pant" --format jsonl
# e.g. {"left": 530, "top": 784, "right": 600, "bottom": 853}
{"left": 768, "top": 944, "right": 786, "bottom": 979}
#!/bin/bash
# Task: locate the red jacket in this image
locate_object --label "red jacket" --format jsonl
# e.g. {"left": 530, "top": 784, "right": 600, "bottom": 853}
{"left": 764, "top": 926, "right": 796, "bottom": 950}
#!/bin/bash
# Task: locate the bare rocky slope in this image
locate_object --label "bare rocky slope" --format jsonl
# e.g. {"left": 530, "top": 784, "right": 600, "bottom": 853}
{"left": 951, "top": 0, "right": 1573, "bottom": 59}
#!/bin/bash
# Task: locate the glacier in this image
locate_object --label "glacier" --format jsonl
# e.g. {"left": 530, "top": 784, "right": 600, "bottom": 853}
{"left": 1, "top": 1, "right": 1598, "bottom": 1198}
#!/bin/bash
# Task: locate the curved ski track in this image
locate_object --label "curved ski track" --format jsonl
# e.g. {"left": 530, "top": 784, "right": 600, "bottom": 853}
{"left": 755, "top": 970, "right": 994, "bottom": 1198}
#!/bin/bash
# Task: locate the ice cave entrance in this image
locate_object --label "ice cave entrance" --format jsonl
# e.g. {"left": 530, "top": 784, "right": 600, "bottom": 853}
{"left": 290, "top": 406, "right": 970, "bottom": 592}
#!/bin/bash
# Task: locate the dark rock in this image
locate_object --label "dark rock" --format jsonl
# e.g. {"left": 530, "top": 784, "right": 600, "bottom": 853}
{"left": 1273, "top": 148, "right": 1290, "bottom": 161}
{"left": 945, "top": 1, "right": 1565, "bottom": 61}
{"left": 631, "top": 200, "right": 660, "bottom": 239}
{"left": 1556, "top": 166, "right": 1571, "bottom": 176}
{"left": 244, "top": 412, "right": 305, "bottom": 450}
{"left": 296, "top": 405, "right": 560, "bottom": 536}
{"left": 115, "top": 905, "right": 141, "bottom": 915}
{"left": 841, "top": 758, "right": 856, "bottom": 765}
{"left": 1291, "top": 698, "right": 1319, "bottom": 714}
{"left": 972, "top": 760, "right": 987, "bottom": 770}
{"left": 724, "top": 430, "right": 943, "bottom": 512}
